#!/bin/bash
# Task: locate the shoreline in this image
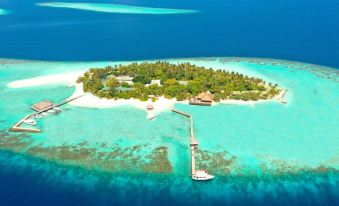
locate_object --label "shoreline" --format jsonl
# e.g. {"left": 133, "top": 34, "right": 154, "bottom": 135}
{"left": 6, "top": 65, "right": 287, "bottom": 115}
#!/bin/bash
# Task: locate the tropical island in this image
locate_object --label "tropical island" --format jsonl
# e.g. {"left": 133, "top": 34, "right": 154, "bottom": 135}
{"left": 76, "top": 61, "right": 281, "bottom": 104}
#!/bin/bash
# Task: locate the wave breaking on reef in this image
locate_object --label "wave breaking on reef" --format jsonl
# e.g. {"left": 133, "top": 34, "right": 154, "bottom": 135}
{"left": 0, "top": 8, "right": 9, "bottom": 15}
{"left": 37, "top": 2, "right": 198, "bottom": 15}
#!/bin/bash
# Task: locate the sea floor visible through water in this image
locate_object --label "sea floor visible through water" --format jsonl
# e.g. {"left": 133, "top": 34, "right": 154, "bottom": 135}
{"left": 0, "top": 57, "right": 338, "bottom": 205}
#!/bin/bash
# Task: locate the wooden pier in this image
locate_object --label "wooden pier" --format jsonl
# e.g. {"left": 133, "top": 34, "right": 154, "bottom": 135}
{"left": 9, "top": 95, "right": 84, "bottom": 133}
{"left": 277, "top": 89, "right": 288, "bottom": 104}
{"left": 9, "top": 114, "right": 41, "bottom": 133}
{"left": 32, "top": 95, "right": 84, "bottom": 115}
{"left": 171, "top": 109, "right": 200, "bottom": 176}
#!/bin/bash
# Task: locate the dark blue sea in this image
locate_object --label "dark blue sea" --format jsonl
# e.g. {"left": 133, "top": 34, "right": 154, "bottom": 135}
{"left": 0, "top": 1, "right": 338, "bottom": 205}
{"left": 1, "top": 0, "right": 339, "bottom": 68}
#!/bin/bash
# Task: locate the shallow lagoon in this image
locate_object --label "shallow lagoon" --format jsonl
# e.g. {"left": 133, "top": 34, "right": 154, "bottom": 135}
{"left": 0, "top": 8, "right": 8, "bottom": 15}
{"left": 37, "top": 2, "right": 198, "bottom": 14}
{"left": 0, "top": 57, "right": 338, "bottom": 204}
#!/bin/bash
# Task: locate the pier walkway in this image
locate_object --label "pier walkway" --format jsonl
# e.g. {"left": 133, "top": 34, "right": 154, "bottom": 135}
{"left": 9, "top": 115, "right": 41, "bottom": 133}
{"left": 171, "top": 109, "right": 200, "bottom": 176}
{"left": 32, "top": 94, "right": 84, "bottom": 115}
{"left": 277, "top": 89, "right": 288, "bottom": 104}
{"left": 9, "top": 95, "right": 84, "bottom": 133}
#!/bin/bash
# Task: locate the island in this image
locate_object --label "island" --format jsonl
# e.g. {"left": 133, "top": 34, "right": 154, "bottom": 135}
{"left": 76, "top": 61, "right": 281, "bottom": 104}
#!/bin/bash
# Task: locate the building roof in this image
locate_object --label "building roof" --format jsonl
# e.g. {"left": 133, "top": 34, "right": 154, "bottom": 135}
{"left": 150, "top": 80, "right": 161, "bottom": 85}
{"left": 31, "top": 101, "right": 54, "bottom": 112}
{"left": 196, "top": 93, "right": 206, "bottom": 99}
{"left": 116, "top": 76, "right": 133, "bottom": 81}
{"left": 196, "top": 92, "right": 214, "bottom": 102}
{"left": 178, "top": 80, "right": 188, "bottom": 85}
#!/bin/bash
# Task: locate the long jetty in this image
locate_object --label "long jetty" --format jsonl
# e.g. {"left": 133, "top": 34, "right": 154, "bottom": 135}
{"left": 33, "top": 94, "right": 84, "bottom": 115}
{"left": 277, "top": 89, "right": 287, "bottom": 104}
{"left": 9, "top": 115, "right": 41, "bottom": 133}
{"left": 171, "top": 109, "right": 199, "bottom": 176}
{"left": 9, "top": 95, "right": 84, "bottom": 133}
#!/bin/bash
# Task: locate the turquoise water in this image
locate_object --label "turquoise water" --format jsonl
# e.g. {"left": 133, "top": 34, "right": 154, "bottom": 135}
{"left": 37, "top": 2, "right": 198, "bottom": 14}
{"left": 0, "top": 8, "right": 9, "bottom": 15}
{"left": 0, "top": 58, "right": 338, "bottom": 204}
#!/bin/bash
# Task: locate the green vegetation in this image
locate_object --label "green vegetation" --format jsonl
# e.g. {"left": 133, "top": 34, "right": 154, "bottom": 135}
{"left": 77, "top": 62, "right": 280, "bottom": 101}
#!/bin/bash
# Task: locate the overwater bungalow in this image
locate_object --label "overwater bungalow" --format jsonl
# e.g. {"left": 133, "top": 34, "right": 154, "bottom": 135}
{"left": 31, "top": 100, "right": 55, "bottom": 112}
{"left": 189, "top": 92, "right": 214, "bottom": 106}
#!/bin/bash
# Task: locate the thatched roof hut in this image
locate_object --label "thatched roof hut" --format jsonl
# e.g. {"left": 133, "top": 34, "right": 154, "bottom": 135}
{"left": 196, "top": 92, "right": 214, "bottom": 103}
{"left": 189, "top": 92, "right": 214, "bottom": 106}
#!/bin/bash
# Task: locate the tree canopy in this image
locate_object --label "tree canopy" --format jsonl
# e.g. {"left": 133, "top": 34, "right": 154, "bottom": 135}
{"left": 77, "top": 62, "right": 280, "bottom": 101}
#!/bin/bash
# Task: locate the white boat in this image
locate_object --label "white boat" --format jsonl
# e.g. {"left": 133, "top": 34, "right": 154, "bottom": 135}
{"left": 47, "top": 109, "right": 56, "bottom": 114}
{"left": 24, "top": 119, "right": 37, "bottom": 126}
{"left": 192, "top": 170, "right": 214, "bottom": 181}
{"left": 148, "top": 115, "right": 156, "bottom": 120}
{"left": 33, "top": 114, "right": 42, "bottom": 119}
{"left": 54, "top": 107, "right": 61, "bottom": 112}
{"left": 42, "top": 112, "right": 48, "bottom": 117}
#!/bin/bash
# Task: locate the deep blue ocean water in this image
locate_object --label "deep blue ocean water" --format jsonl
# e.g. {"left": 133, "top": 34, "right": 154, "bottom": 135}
{"left": 0, "top": 1, "right": 339, "bottom": 205}
{"left": 1, "top": 150, "right": 338, "bottom": 206}
{"left": 0, "top": 0, "right": 339, "bottom": 68}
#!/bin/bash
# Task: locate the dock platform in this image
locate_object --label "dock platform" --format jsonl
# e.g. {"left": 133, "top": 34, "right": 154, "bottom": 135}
{"left": 9, "top": 114, "right": 41, "bottom": 133}
{"left": 171, "top": 108, "right": 206, "bottom": 178}
{"left": 277, "top": 89, "right": 288, "bottom": 104}
{"left": 9, "top": 95, "right": 84, "bottom": 133}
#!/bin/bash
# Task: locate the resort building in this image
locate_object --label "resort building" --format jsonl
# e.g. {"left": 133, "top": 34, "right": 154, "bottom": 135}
{"left": 189, "top": 92, "right": 214, "bottom": 106}
{"left": 31, "top": 100, "right": 55, "bottom": 112}
{"left": 178, "top": 80, "right": 188, "bottom": 85}
{"left": 150, "top": 79, "right": 161, "bottom": 86}
{"left": 116, "top": 76, "right": 134, "bottom": 85}
{"left": 145, "top": 80, "right": 161, "bottom": 87}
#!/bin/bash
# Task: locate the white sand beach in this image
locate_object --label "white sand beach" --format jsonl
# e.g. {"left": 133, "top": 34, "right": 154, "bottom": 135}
{"left": 69, "top": 83, "right": 179, "bottom": 115}
{"left": 7, "top": 72, "right": 84, "bottom": 88}
{"left": 6, "top": 70, "right": 286, "bottom": 117}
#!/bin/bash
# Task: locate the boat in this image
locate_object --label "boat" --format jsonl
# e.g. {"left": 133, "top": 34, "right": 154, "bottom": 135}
{"left": 148, "top": 115, "right": 156, "bottom": 120}
{"left": 33, "top": 114, "right": 42, "bottom": 119}
{"left": 192, "top": 170, "right": 215, "bottom": 181}
{"left": 54, "top": 107, "right": 61, "bottom": 112}
{"left": 47, "top": 109, "right": 56, "bottom": 114}
{"left": 42, "top": 112, "right": 48, "bottom": 117}
{"left": 23, "top": 119, "right": 37, "bottom": 126}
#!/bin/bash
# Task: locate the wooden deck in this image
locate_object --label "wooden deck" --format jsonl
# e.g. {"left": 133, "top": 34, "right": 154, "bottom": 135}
{"left": 189, "top": 100, "right": 212, "bottom": 106}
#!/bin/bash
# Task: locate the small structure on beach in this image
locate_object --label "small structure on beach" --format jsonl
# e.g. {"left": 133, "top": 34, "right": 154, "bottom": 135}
{"left": 189, "top": 92, "right": 214, "bottom": 106}
{"left": 31, "top": 100, "right": 55, "bottom": 112}
{"left": 146, "top": 104, "right": 154, "bottom": 111}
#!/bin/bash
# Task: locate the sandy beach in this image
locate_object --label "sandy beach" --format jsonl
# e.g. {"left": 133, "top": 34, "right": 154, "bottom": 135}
{"left": 69, "top": 83, "right": 180, "bottom": 115}
{"left": 6, "top": 70, "right": 287, "bottom": 116}
{"left": 7, "top": 71, "right": 84, "bottom": 88}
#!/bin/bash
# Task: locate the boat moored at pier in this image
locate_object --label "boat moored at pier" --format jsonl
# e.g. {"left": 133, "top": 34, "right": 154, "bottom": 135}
{"left": 192, "top": 170, "right": 215, "bottom": 181}
{"left": 23, "top": 119, "right": 37, "bottom": 126}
